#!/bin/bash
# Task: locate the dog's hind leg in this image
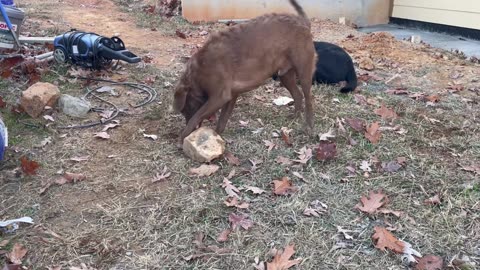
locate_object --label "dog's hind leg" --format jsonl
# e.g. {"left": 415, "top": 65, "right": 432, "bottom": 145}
{"left": 279, "top": 69, "right": 303, "bottom": 118}
{"left": 216, "top": 96, "right": 238, "bottom": 134}
{"left": 294, "top": 49, "right": 316, "bottom": 133}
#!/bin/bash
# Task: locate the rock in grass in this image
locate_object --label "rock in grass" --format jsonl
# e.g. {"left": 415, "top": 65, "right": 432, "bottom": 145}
{"left": 183, "top": 127, "right": 225, "bottom": 163}
{"left": 20, "top": 82, "right": 60, "bottom": 118}
{"left": 58, "top": 94, "right": 91, "bottom": 118}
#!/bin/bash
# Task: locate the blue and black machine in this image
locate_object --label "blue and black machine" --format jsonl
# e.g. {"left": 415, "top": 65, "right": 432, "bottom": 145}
{"left": 53, "top": 30, "right": 141, "bottom": 69}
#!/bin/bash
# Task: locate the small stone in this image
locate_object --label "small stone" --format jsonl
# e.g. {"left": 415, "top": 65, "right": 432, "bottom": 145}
{"left": 183, "top": 127, "right": 225, "bottom": 163}
{"left": 20, "top": 82, "right": 60, "bottom": 118}
{"left": 359, "top": 57, "right": 375, "bottom": 71}
{"left": 58, "top": 94, "right": 91, "bottom": 118}
{"left": 410, "top": 35, "right": 421, "bottom": 44}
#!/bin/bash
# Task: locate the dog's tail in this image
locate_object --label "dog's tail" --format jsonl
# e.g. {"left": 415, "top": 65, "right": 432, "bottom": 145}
{"left": 340, "top": 66, "right": 357, "bottom": 93}
{"left": 289, "top": 0, "right": 308, "bottom": 20}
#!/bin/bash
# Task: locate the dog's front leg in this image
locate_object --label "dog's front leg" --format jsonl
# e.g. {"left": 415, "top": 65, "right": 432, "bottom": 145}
{"left": 216, "top": 96, "right": 238, "bottom": 134}
{"left": 179, "top": 96, "right": 230, "bottom": 145}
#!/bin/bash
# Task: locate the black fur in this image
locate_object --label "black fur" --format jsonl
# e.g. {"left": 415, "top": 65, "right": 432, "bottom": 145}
{"left": 273, "top": 41, "right": 357, "bottom": 93}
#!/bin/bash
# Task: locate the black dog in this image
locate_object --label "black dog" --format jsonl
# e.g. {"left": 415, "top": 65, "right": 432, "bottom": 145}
{"left": 273, "top": 41, "right": 357, "bottom": 93}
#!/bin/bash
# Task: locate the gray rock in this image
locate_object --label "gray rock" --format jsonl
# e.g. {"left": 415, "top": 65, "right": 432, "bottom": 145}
{"left": 58, "top": 94, "right": 91, "bottom": 118}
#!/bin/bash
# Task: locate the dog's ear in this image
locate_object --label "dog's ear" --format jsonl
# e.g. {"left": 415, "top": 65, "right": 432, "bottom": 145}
{"left": 173, "top": 86, "right": 187, "bottom": 112}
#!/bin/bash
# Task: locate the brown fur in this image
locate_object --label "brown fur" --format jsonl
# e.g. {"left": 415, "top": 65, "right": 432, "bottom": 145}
{"left": 173, "top": 0, "right": 317, "bottom": 143}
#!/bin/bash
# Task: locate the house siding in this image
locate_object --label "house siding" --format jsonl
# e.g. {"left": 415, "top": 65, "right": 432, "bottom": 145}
{"left": 182, "top": 0, "right": 392, "bottom": 27}
{"left": 392, "top": 0, "right": 480, "bottom": 30}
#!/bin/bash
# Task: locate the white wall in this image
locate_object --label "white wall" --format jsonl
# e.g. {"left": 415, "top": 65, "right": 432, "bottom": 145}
{"left": 182, "top": 0, "right": 392, "bottom": 27}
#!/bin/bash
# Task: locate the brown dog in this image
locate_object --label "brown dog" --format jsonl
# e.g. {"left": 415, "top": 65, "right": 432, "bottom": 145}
{"left": 173, "top": 0, "right": 316, "bottom": 144}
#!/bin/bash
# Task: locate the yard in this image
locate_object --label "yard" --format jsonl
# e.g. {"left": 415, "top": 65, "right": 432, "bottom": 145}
{"left": 0, "top": 0, "right": 479, "bottom": 269}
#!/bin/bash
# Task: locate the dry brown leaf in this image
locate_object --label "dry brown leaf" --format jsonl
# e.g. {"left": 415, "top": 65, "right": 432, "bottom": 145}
{"left": 143, "top": 133, "right": 158, "bottom": 140}
{"left": 374, "top": 104, "right": 398, "bottom": 120}
{"left": 293, "top": 147, "right": 312, "bottom": 164}
{"left": 378, "top": 209, "right": 403, "bottom": 218}
{"left": 372, "top": 226, "right": 405, "bottom": 253}
{"left": 228, "top": 213, "right": 253, "bottom": 230}
{"left": 276, "top": 156, "right": 293, "bottom": 166}
{"left": 153, "top": 166, "right": 171, "bottom": 183}
{"left": 303, "top": 200, "right": 328, "bottom": 217}
{"left": 354, "top": 94, "right": 367, "bottom": 105}
{"left": 6, "top": 243, "right": 27, "bottom": 265}
{"left": 20, "top": 156, "right": 40, "bottom": 176}
{"left": 217, "top": 229, "right": 231, "bottom": 243}
{"left": 382, "top": 160, "right": 403, "bottom": 173}
{"left": 224, "top": 197, "right": 249, "bottom": 209}
{"left": 224, "top": 152, "right": 240, "bottom": 166}
{"left": 281, "top": 128, "right": 293, "bottom": 146}
{"left": 365, "top": 122, "right": 381, "bottom": 144}
{"left": 415, "top": 255, "right": 444, "bottom": 270}
{"left": 245, "top": 186, "right": 266, "bottom": 195}
{"left": 55, "top": 173, "right": 86, "bottom": 185}
{"left": 318, "top": 129, "right": 335, "bottom": 141}
{"left": 424, "top": 194, "right": 441, "bottom": 206}
{"left": 273, "top": 177, "right": 298, "bottom": 196}
{"left": 345, "top": 118, "right": 365, "bottom": 132}
{"left": 315, "top": 142, "right": 337, "bottom": 161}
{"left": 189, "top": 164, "right": 220, "bottom": 177}
{"left": 355, "top": 190, "right": 388, "bottom": 214}
{"left": 425, "top": 95, "right": 441, "bottom": 103}
{"left": 264, "top": 140, "right": 276, "bottom": 153}
{"left": 102, "top": 122, "right": 120, "bottom": 132}
{"left": 266, "top": 244, "right": 302, "bottom": 270}
{"left": 94, "top": 132, "right": 110, "bottom": 140}
{"left": 222, "top": 178, "right": 241, "bottom": 198}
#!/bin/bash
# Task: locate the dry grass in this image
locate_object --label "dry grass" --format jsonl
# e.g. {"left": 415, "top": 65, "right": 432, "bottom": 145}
{"left": 1, "top": 1, "right": 479, "bottom": 269}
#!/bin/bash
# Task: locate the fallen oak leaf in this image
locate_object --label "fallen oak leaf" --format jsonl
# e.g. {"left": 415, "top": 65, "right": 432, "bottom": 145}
{"left": 365, "top": 122, "right": 382, "bottom": 144}
{"left": 217, "top": 229, "right": 231, "bottom": 243}
{"left": 224, "top": 197, "right": 249, "bottom": 209}
{"left": 94, "top": 132, "right": 110, "bottom": 140}
{"left": 372, "top": 226, "right": 422, "bottom": 264}
{"left": 153, "top": 166, "right": 171, "bottom": 183}
{"left": 382, "top": 160, "right": 402, "bottom": 173}
{"left": 222, "top": 178, "right": 241, "bottom": 198}
{"left": 189, "top": 164, "right": 220, "bottom": 177}
{"left": 345, "top": 118, "right": 365, "bottom": 132}
{"left": 273, "top": 177, "right": 298, "bottom": 195}
{"left": 228, "top": 213, "right": 253, "bottom": 230}
{"left": 355, "top": 190, "right": 388, "bottom": 214}
{"left": 425, "top": 95, "right": 440, "bottom": 103}
{"left": 315, "top": 142, "right": 337, "bottom": 161}
{"left": 303, "top": 200, "right": 328, "bottom": 217}
{"left": 318, "top": 129, "right": 335, "bottom": 141}
{"left": 224, "top": 152, "right": 240, "bottom": 166}
{"left": 143, "top": 133, "right": 158, "bottom": 140}
{"left": 281, "top": 127, "right": 293, "bottom": 146}
{"left": 276, "top": 156, "right": 293, "bottom": 166}
{"left": 43, "top": 115, "right": 54, "bottom": 122}
{"left": 266, "top": 244, "right": 302, "bottom": 270}
{"left": 0, "top": 96, "right": 6, "bottom": 108}
{"left": 378, "top": 209, "right": 404, "bottom": 218}
{"left": 20, "top": 156, "right": 40, "bottom": 175}
{"left": 55, "top": 172, "right": 86, "bottom": 185}
{"left": 374, "top": 104, "right": 398, "bottom": 120}
{"left": 415, "top": 255, "right": 443, "bottom": 270}
{"left": 102, "top": 122, "right": 120, "bottom": 132}
{"left": 424, "top": 194, "right": 441, "bottom": 206}
{"left": 245, "top": 186, "right": 266, "bottom": 195}
{"left": 293, "top": 146, "right": 312, "bottom": 164}
{"left": 264, "top": 140, "right": 276, "bottom": 153}
{"left": 6, "top": 243, "right": 27, "bottom": 265}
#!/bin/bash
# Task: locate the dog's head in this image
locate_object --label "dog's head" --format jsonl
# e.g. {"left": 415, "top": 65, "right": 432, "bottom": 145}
{"left": 173, "top": 82, "right": 206, "bottom": 123}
